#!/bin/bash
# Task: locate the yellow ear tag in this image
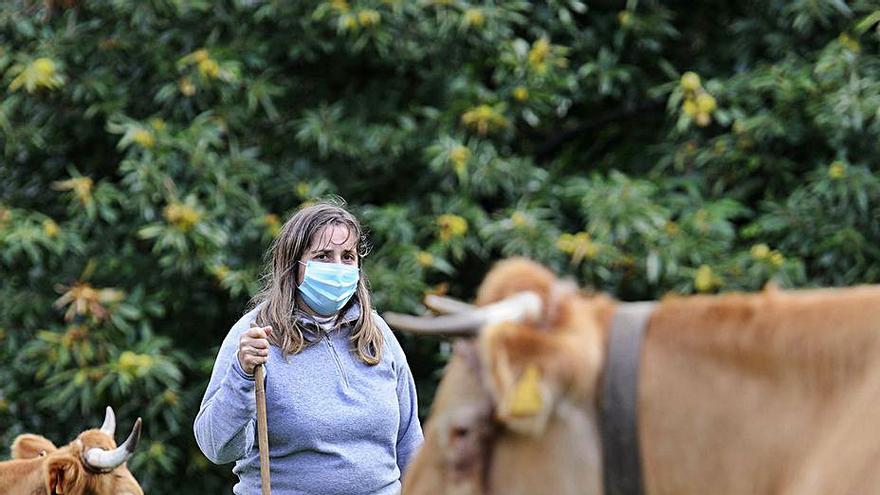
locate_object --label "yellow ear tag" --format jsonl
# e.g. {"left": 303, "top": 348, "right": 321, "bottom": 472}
{"left": 506, "top": 364, "right": 544, "bottom": 417}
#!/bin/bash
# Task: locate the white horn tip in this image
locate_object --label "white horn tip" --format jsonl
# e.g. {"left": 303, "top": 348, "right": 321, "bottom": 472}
{"left": 100, "top": 406, "right": 116, "bottom": 436}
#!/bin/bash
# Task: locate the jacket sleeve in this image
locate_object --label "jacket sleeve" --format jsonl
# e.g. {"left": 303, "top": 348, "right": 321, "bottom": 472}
{"left": 375, "top": 313, "right": 425, "bottom": 475}
{"left": 193, "top": 307, "right": 262, "bottom": 464}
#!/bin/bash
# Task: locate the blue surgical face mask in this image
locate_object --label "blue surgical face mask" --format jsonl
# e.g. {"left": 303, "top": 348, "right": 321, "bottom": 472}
{"left": 297, "top": 261, "right": 360, "bottom": 315}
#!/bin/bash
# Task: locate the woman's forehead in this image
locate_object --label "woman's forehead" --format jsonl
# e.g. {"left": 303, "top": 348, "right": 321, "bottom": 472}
{"left": 309, "top": 224, "right": 357, "bottom": 251}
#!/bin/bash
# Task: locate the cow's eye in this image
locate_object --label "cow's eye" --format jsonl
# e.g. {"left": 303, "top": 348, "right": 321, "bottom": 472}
{"left": 450, "top": 426, "right": 470, "bottom": 439}
{"left": 38, "top": 450, "right": 46, "bottom": 457}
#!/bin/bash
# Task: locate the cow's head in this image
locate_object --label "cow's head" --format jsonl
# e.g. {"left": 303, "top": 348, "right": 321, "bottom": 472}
{"left": 11, "top": 406, "right": 144, "bottom": 495}
{"left": 389, "top": 258, "right": 615, "bottom": 495}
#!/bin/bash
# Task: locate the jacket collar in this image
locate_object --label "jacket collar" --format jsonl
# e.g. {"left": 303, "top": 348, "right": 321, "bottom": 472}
{"left": 295, "top": 302, "right": 361, "bottom": 333}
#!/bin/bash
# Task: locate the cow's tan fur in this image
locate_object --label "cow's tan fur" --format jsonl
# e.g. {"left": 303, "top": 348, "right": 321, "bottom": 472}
{"left": 1, "top": 428, "right": 143, "bottom": 495}
{"left": 12, "top": 434, "right": 56, "bottom": 460}
{"left": 403, "top": 257, "right": 880, "bottom": 495}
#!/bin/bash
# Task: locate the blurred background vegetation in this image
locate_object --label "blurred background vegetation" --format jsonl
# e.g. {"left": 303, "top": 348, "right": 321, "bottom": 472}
{"left": 1, "top": 0, "right": 879, "bottom": 491}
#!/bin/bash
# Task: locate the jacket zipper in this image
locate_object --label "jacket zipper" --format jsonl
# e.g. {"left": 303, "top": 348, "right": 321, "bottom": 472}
{"left": 324, "top": 333, "right": 350, "bottom": 389}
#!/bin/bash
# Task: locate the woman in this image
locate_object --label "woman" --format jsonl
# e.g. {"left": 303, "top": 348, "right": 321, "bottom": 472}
{"left": 194, "top": 201, "right": 424, "bottom": 495}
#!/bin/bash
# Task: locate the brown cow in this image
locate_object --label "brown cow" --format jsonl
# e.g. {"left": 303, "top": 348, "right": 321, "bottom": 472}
{"left": 389, "top": 257, "right": 880, "bottom": 495}
{"left": 0, "top": 406, "right": 144, "bottom": 495}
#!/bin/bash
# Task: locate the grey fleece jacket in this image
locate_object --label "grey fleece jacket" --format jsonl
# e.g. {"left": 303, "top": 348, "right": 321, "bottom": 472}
{"left": 193, "top": 303, "right": 424, "bottom": 495}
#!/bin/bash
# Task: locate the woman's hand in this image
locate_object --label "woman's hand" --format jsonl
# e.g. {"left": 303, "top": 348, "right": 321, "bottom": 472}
{"left": 238, "top": 324, "right": 273, "bottom": 375}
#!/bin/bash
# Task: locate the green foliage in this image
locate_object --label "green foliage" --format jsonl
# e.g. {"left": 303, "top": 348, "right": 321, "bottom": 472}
{"left": 2, "top": 0, "right": 879, "bottom": 492}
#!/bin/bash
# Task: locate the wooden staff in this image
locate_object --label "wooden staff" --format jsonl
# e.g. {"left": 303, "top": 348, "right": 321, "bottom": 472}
{"left": 255, "top": 363, "right": 271, "bottom": 494}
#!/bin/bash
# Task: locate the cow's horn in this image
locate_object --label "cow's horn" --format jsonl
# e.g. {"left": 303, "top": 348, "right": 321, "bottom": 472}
{"left": 382, "top": 310, "right": 488, "bottom": 336}
{"left": 84, "top": 418, "right": 142, "bottom": 471}
{"left": 100, "top": 406, "right": 116, "bottom": 436}
{"left": 424, "top": 294, "right": 475, "bottom": 315}
{"left": 384, "top": 291, "right": 543, "bottom": 335}
{"left": 479, "top": 291, "right": 543, "bottom": 324}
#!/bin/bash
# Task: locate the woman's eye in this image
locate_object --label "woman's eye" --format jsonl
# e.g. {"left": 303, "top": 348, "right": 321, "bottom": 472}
{"left": 315, "top": 254, "right": 328, "bottom": 260}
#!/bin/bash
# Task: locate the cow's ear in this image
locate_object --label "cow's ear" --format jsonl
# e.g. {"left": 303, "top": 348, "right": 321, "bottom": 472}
{"left": 11, "top": 433, "right": 57, "bottom": 459}
{"left": 46, "top": 456, "right": 83, "bottom": 495}
{"left": 479, "top": 322, "right": 557, "bottom": 436}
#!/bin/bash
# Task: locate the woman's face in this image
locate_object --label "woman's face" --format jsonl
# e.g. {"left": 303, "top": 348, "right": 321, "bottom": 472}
{"left": 296, "top": 223, "right": 359, "bottom": 287}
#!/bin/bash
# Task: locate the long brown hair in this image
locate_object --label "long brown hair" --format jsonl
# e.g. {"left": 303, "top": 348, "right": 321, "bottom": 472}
{"left": 249, "top": 201, "right": 383, "bottom": 365}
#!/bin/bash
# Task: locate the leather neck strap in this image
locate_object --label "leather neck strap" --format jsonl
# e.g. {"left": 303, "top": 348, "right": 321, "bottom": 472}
{"left": 600, "top": 302, "right": 656, "bottom": 495}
